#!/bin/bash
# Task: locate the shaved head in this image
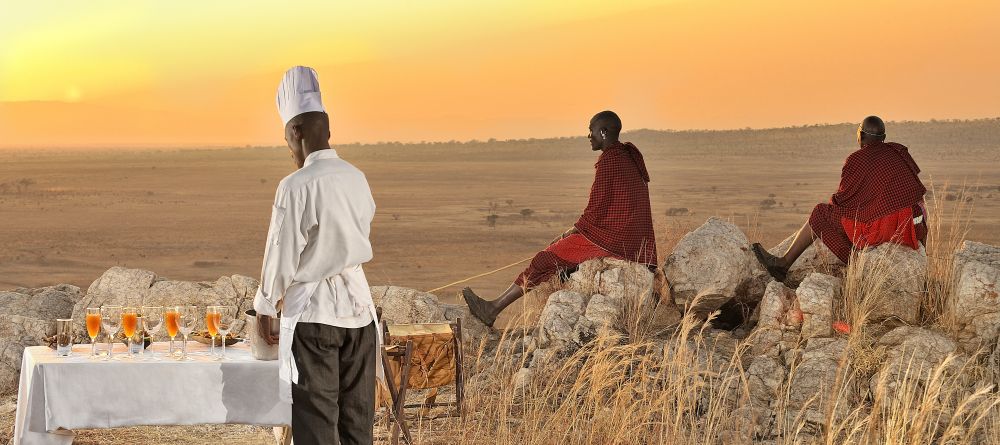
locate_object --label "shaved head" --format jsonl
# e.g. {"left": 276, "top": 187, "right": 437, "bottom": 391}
{"left": 858, "top": 115, "right": 886, "bottom": 145}
{"left": 588, "top": 110, "right": 622, "bottom": 150}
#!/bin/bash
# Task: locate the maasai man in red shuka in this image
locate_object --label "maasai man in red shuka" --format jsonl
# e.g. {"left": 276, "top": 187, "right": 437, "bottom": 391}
{"left": 463, "top": 111, "right": 657, "bottom": 327}
{"left": 752, "top": 116, "right": 928, "bottom": 282}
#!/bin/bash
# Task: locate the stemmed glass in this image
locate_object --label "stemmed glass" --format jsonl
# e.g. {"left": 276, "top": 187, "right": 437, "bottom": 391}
{"left": 164, "top": 308, "right": 180, "bottom": 356}
{"left": 100, "top": 306, "right": 122, "bottom": 361}
{"left": 85, "top": 307, "right": 102, "bottom": 359}
{"left": 141, "top": 306, "right": 163, "bottom": 360}
{"left": 215, "top": 306, "right": 237, "bottom": 360}
{"left": 176, "top": 306, "right": 198, "bottom": 360}
{"left": 206, "top": 306, "right": 221, "bottom": 358}
{"left": 121, "top": 307, "right": 139, "bottom": 359}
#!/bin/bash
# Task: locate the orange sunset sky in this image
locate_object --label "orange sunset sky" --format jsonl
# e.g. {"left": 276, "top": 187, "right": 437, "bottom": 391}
{"left": 1, "top": 0, "right": 998, "bottom": 148}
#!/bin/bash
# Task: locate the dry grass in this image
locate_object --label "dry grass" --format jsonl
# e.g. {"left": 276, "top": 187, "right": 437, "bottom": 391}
{"left": 388, "top": 188, "right": 997, "bottom": 444}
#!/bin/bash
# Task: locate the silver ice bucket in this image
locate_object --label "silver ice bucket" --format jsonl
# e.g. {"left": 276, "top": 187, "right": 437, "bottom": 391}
{"left": 245, "top": 309, "right": 279, "bottom": 361}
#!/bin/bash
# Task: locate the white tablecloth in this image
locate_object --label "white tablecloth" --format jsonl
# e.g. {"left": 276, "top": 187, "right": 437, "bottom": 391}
{"left": 13, "top": 342, "right": 291, "bottom": 445}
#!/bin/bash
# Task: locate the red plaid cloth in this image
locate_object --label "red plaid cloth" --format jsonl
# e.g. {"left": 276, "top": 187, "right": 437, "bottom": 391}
{"left": 514, "top": 234, "right": 617, "bottom": 288}
{"left": 809, "top": 141, "right": 927, "bottom": 263}
{"left": 574, "top": 142, "right": 657, "bottom": 266}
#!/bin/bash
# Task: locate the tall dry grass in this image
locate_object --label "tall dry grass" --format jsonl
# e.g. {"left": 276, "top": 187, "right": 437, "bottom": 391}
{"left": 385, "top": 182, "right": 997, "bottom": 444}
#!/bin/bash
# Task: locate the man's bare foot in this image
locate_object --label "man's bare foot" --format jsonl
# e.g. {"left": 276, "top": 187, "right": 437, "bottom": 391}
{"left": 752, "top": 243, "right": 788, "bottom": 282}
{"left": 462, "top": 287, "right": 497, "bottom": 327}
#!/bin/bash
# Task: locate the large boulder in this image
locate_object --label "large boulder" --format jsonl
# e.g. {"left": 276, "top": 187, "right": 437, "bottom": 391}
{"left": 796, "top": 273, "right": 841, "bottom": 339}
{"left": 664, "top": 218, "right": 770, "bottom": 316}
{"left": 0, "top": 315, "right": 55, "bottom": 389}
{"left": 71, "top": 267, "right": 259, "bottom": 337}
{"left": 871, "top": 326, "right": 959, "bottom": 393}
{"left": 0, "top": 284, "right": 83, "bottom": 391}
{"left": 860, "top": 243, "right": 926, "bottom": 325}
{"left": 370, "top": 285, "right": 447, "bottom": 324}
{"left": 536, "top": 290, "right": 588, "bottom": 350}
{"left": 952, "top": 241, "right": 1000, "bottom": 352}
{"left": 770, "top": 236, "right": 845, "bottom": 287}
{"left": 0, "top": 284, "right": 80, "bottom": 320}
{"left": 440, "top": 303, "right": 491, "bottom": 349}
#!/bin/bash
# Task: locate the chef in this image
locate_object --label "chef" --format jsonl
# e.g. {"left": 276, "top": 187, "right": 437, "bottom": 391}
{"left": 254, "top": 65, "right": 380, "bottom": 445}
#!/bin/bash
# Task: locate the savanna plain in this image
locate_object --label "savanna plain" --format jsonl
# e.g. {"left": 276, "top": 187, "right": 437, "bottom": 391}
{"left": 1, "top": 119, "right": 998, "bottom": 444}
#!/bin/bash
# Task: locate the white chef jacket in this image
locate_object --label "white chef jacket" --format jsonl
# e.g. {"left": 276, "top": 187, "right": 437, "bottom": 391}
{"left": 252, "top": 148, "right": 382, "bottom": 403}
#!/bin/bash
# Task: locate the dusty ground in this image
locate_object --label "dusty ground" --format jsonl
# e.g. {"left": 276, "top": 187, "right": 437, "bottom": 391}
{"left": 1, "top": 119, "right": 998, "bottom": 444}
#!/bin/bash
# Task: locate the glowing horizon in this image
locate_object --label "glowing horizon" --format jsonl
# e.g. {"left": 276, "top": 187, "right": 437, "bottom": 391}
{"left": 1, "top": 0, "right": 998, "bottom": 148}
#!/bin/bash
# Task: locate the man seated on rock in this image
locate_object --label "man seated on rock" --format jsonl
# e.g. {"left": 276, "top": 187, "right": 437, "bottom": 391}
{"left": 752, "top": 116, "right": 927, "bottom": 281}
{"left": 463, "top": 110, "right": 657, "bottom": 327}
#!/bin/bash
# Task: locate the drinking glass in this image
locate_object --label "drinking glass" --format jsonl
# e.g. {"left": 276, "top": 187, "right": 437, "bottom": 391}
{"left": 100, "top": 306, "right": 122, "bottom": 360}
{"left": 141, "top": 306, "right": 163, "bottom": 360}
{"left": 55, "top": 319, "right": 73, "bottom": 356}
{"left": 85, "top": 308, "right": 102, "bottom": 358}
{"left": 206, "top": 306, "right": 221, "bottom": 358}
{"left": 121, "top": 307, "right": 139, "bottom": 359}
{"left": 164, "top": 308, "right": 180, "bottom": 356}
{"left": 176, "top": 306, "right": 198, "bottom": 360}
{"left": 215, "top": 306, "right": 237, "bottom": 360}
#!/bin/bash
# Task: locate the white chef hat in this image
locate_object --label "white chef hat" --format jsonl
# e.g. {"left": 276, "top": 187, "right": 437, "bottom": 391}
{"left": 276, "top": 66, "right": 326, "bottom": 126}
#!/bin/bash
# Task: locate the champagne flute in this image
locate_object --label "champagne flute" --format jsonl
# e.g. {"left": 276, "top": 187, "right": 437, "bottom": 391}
{"left": 176, "top": 306, "right": 198, "bottom": 360}
{"left": 164, "top": 308, "right": 180, "bottom": 357}
{"left": 100, "top": 306, "right": 122, "bottom": 360}
{"left": 141, "top": 306, "right": 163, "bottom": 360}
{"left": 206, "top": 305, "right": 221, "bottom": 358}
{"left": 215, "top": 306, "right": 237, "bottom": 361}
{"left": 85, "top": 307, "right": 102, "bottom": 359}
{"left": 121, "top": 307, "right": 139, "bottom": 359}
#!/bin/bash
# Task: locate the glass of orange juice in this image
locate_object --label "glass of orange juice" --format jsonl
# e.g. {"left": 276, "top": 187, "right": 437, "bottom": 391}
{"left": 206, "top": 306, "right": 221, "bottom": 358}
{"left": 86, "top": 308, "right": 102, "bottom": 358}
{"left": 164, "top": 309, "right": 180, "bottom": 357}
{"left": 121, "top": 307, "right": 139, "bottom": 359}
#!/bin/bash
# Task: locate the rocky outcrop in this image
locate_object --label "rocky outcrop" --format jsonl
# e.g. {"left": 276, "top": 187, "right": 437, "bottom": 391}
{"left": 664, "top": 217, "right": 770, "bottom": 316}
{"left": 370, "top": 286, "right": 447, "bottom": 324}
{"left": 751, "top": 281, "right": 799, "bottom": 357}
{"left": 872, "top": 326, "right": 960, "bottom": 393}
{"left": 0, "top": 285, "right": 83, "bottom": 388}
{"left": 952, "top": 241, "right": 1000, "bottom": 352}
{"left": 512, "top": 258, "right": 660, "bottom": 376}
{"left": 71, "top": 267, "right": 259, "bottom": 337}
{"left": 769, "top": 236, "right": 845, "bottom": 287}
{"left": 860, "top": 243, "right": 927, "bottom": 325}
{"left": 785, "top": 338, "right": 854, "bottom": 429}
{"left": 796, "top": 273, "right": 840, "bottom": 339}
{"left": 0, "top": 284, "right": 79, "bottom": 320}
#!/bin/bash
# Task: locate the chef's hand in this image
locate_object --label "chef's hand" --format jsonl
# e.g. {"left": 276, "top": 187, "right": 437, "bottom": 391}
{"left": 257, "top": 313, "right": 280, "bottom": 346}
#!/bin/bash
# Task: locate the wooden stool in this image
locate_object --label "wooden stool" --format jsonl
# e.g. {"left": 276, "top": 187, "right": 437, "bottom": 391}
{"left": 379, "top": 319, "right": 465, "bottom": 445}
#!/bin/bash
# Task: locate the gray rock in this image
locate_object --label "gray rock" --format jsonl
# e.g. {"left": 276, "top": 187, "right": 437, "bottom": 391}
{"left": 747, "top": 355, "right": 787, "bottom": 408}
{"left": 796, "top": 273, "right": 841, "bottom": 339}
{"left": 770, "top": 236, "right": 845, "bottom": 287}
{"left": 536, "top": 290, "right": 586, "bottom": 349}
{"left": 952, "top": 241, "right": 1000, "bottom": 352}
{"left": 0, "top": 284, "right": 80, "bottom": 320}
{"left": 872, "top": 326, "right": 959, "bottom": 393}
{"left": 0, "top": 314, "right": 53, "bottom": 388}
{"left": 664, "top": 217, "right": 769, "bottom": 316}
{"left": 752, "top": 281, "right": 799, "bottom": 357}
{"left": 440, "top": 303, "right": 491, "bottom": 349}
{"left": 860, "top": 243, "right": 926, "bottom": 325}
{"left": 370, "top": 285, "right": 447, "bottom": 325}
{"left": 71, "top": 267, "right": 259, "bottom": 337}
{"left": 786, "top": 338, "right": 852, "bottom": 427}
